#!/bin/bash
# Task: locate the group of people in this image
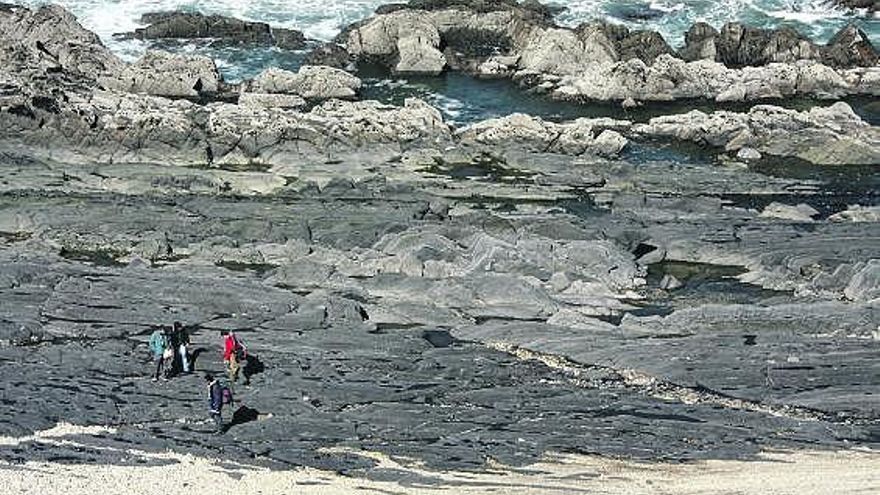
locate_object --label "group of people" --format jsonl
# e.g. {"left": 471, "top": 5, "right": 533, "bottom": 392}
{"left": 148, "top": 321, "right": 191, "bottom": 381}
{"left": 148, "top": 324, "right": 251, "bottom": 434}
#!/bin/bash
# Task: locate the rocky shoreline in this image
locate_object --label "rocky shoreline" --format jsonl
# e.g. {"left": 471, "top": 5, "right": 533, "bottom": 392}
{"left": 0, "top": 1, "right": 878, "bottom": 489}
{"left": 325, "top": 0, "right": 880, "bottom": 104}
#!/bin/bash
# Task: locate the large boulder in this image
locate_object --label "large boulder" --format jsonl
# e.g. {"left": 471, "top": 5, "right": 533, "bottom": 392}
{"left": 458, "top": 113, "right": 630, "bottom": 157}
{"left": 519, "top": 27, "right": 615, "bottom": 75}
{"left": 714, "top": 23, "right": 819, "bottom": 66}
{"left": 680, "top": 22, "right": 719, "bottom": 61}
{"left": 347, "top": 11, "right": 447, "bottom": 75}
{"left": 101, "top": 50, "right": 221, "bottom": 97}
{"left": 0, "top": 3, "right": 123, "bottom": 81}
{"left": 615, "top": 30, "right": 675, "bottom": 64}
{"left": 245, "top": 66, "right": 362, "bottom": 99}
{"left": 828, "top": 205, "right": 880, "bottom": 223}
{"left": 131, "top": 11, "right": 307, "bottom": 49}
{"left": 823, "top": 24, "right": 879, "bottom": 68}
{"left": 579, "top": 21, "right": 674, "bottom": 65}
{"left": 759, "top": 203, "right": 819, "bottom": 222}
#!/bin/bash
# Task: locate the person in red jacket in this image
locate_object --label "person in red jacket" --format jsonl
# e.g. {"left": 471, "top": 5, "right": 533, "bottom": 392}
{"left": 221, "top": 330, "right": 242, "bottom": 383}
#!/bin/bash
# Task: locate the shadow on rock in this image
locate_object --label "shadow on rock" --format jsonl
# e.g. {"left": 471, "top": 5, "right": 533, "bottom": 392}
{"left": 223, "top": 405, "right": 260, "bottom": 433}
{"left": 243, "top": 354, "right": 265, "bottom": 385}
{"left": 189, "top": 347, "right": 209, "bottom": 370}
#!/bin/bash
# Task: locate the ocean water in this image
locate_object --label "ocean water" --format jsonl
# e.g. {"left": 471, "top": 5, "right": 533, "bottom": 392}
{"left": 17, "top": 0, "right": 878, "bottom": 55}
{"left": 13, "top": 0, "right": 880, "bottom": 124}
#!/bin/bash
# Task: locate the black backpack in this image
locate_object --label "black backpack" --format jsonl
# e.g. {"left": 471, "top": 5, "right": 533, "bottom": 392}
{"left": 221, "top": 384, "right": 234, "bottom": 405}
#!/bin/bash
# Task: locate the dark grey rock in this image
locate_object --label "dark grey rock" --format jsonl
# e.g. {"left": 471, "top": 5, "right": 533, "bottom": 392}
{"left": 130, "top": 11, "right": 307, "bottom": 50}
{"left": 304, "top": 43, "right": 355, "bottom": 69}
{"left": 823, "top": 23, "right": 879, "bottom": 68}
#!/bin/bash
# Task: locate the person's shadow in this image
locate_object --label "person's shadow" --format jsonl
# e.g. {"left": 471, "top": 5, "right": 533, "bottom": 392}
{"left": 222, "top": 405, "right": 260, "bottom": 433}
{"left": 189, "top": 347, "right": 208, "bottom": 371}
{"left": 242, "top": 354, "right": 265, "bottom": 385}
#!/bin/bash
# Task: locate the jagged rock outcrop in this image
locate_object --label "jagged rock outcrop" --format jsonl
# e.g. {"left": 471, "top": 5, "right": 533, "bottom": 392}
{"left": 127, "top": 11, "right": 307, "bottom": 49}
{"left": 100, "top": 50, "right": 222, "bottom": 97}
{"left": 633, "top": 102, "right": 880, "bottom": 165}
{"left": 333, "top": 1, "right": 880, "bottom": 103}
{"left": 573, "top": 22, "right": 675, "bottom": 66}
{"left": 681, "top": 22, "right": 878, "bottom": 69}
{"left": 244, "top": 66, "right": 362, "bottom": 100}
{"left": 679, "top": 22, "right": 719, "bottom": 62}
{"left": 0, "top": 3, "right": 123, "bottom": 84}
{"left": 683, "top": 23, "right": 818, "bottom": 66}
{"left": 824, "top": 24, "right": 879, "bottom": 68}
{"left": 346, "top": 10, "right": 451, "bottom": 75}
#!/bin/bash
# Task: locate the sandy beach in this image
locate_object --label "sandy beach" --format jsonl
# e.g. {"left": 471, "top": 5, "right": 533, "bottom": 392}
{"left": 1, "top": 424, "right": 878, "bottom": 495}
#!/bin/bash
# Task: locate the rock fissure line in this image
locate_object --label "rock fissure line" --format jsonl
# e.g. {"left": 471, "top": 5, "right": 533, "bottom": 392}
{"left": 484, "top": 341, "right": 865, "bottom": 425}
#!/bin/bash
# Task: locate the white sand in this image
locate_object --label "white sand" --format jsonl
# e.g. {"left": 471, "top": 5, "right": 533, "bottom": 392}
{"left": 1, "top": 424, "right": 878, "bottom": 494}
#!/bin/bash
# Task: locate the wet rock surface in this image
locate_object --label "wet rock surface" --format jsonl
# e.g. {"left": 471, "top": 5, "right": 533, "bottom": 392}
{"left": 0, "top": 1, "right": 878, "bottom": 479}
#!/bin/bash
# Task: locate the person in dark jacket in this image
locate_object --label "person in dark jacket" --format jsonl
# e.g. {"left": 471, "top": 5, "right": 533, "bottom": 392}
{"left": 174, "top": 321, "right": 191, "bottom": 374}
{"left": 205, "top": 373, "right": 224, "bottom": 434}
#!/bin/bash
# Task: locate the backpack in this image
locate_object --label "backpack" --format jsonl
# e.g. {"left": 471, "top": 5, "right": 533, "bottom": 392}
{"left": 221, "top": 384, "right": 234, "bottom": 405}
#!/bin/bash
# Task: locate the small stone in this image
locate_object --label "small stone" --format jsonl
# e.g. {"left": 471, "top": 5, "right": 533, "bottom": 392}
{"left": 549, "top": 272, "right": 571, "bottom": 292}
{"left": 621, "top": 97, "right": 640, "bottom": 109}
{"left": 736, "top": 147, "right": 762, "bottom": 161}
{"left": 659, "top": 274, "right": 683, "bottom": 290}
{"left": 759, "top": 202, "right": 820, "bottom": 222}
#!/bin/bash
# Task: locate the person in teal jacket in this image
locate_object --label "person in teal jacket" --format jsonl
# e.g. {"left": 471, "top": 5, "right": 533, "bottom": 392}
{"left": 149, "top": 327, "right": 170, "bottom": 381}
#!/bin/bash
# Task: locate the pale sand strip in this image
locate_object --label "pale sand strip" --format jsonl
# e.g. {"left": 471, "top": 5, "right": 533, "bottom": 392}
{"left": 1, "top": 424, "right": 878, "bottom": 495}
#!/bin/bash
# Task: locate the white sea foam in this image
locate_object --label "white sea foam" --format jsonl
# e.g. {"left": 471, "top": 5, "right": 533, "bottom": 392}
{"left": 16, "top": 0, "right": 877, "bottom": 50}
